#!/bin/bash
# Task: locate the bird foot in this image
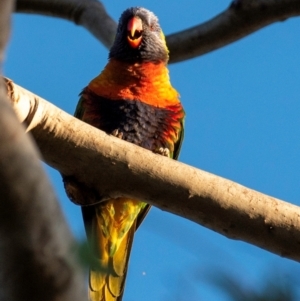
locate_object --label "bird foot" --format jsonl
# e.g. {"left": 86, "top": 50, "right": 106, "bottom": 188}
{"left": 156, "top": 147, "right": 170, "bottom": 157}
{"left": 111, "top": 129, "right": 124, "bottom": 139}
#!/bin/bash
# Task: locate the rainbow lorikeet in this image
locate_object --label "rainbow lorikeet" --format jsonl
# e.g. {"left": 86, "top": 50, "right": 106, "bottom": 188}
{"left": 75, "top": 7, "right": 185, "bottom": 301}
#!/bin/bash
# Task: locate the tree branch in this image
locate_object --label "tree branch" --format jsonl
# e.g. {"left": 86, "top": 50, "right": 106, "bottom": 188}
{"left": 15, "top": 0, "right": 116, "bottom": 48}
{"left": 14, "top": 0, "right": 300, "bottom": 62}
{"left": 0, "top": 4, "right": 86, "bottom": 294}
{"left": 167, "top": 0, "right": 300, "bottom": 62}
{"left": 6, "top": 78, "right": 300, "bottom": 263}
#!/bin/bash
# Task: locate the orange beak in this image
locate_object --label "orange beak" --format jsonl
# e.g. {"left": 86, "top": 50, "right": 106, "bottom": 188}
{"left": 127, "top": 16, "right": 143, "bottom": 48}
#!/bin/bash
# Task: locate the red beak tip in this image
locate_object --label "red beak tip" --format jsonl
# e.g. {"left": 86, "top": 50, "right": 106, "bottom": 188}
{"left": 127, "top": 16, "right": 143, "bottom": 48}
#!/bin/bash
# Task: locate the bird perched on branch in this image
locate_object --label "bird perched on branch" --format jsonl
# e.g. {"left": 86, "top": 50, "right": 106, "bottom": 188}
{"left": 75, "top": 7, "right": 185, "bottom": 301}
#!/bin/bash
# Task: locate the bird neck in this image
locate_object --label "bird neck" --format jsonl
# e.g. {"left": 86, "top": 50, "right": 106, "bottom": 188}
{"left": 88, "top": 59, "right": 180, "bottom": 107}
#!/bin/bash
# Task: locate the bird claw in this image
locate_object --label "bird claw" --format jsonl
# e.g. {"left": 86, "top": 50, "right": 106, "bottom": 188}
{"left": 112, "top": 129, "right": 123, "bottom": 139}
{"left": 156, "top": 147, "right": 170, "bottom": 157}
{"left": 112, "top": 129, "right": 119, "bottom": 136}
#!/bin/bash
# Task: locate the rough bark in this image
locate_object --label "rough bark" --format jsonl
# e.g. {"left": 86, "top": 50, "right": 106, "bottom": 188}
{"left": 14, "top": 0, "right": 300, "bottom": 63}
{"left": 6, "top": 78, "right": 300, "bottom": 263}
{"left": 0, "top": 6, "right": 86, "bottom": 299}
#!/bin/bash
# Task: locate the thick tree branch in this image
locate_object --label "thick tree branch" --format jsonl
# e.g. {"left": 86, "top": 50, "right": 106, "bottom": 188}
{"left": 6, "top": 78, "right": 300, "bottom": 263}
{"left": 167, "top": 0, "right": 300, "bottom": 62}
{"left": 0, "top": 5, "right": 86, "bottom": 296}
{"left": 14, "top": 0, "right": 300, "bottom": 62}
{"left": 15, "top": 0, "right": 116, "bottom": 48}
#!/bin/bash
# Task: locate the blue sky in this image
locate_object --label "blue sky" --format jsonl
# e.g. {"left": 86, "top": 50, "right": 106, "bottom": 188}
{"left": 5, "top": 1, "right": 300, "bottom": 300}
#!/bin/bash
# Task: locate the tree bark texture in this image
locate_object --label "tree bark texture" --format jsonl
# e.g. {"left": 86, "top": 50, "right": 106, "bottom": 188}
{"left": 6, "top": 78, "right": 300, "bottom": 263}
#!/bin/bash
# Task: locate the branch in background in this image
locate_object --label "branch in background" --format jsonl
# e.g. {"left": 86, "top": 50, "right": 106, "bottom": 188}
{"left": 0, "top": 0, "right": 13, "bottom": 64}
{"left": 6, "top": 78, "right": 300, "bottom": 263}
{"left": 167, "top": 0, "right": 300, "bottom": 62}
{"left": 0, "top": 6, "right": 86, "bottom": 296}
{"left": 15, "top": 0, "right": 300, "bottom": 63}
{"left": 15, "top": 0, "right": 116, "bottom": 48}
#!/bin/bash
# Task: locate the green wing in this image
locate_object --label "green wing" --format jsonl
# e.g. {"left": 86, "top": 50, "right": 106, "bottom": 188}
{"left": 74, "top": 95, "right": 85, "bottom": 120}
{"left": 173, "top": 117, "right": 185, "bottom": 160}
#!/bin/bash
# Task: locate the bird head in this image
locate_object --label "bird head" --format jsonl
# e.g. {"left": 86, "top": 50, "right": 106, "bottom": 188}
{"left": 109, "top": 7, "right": 169, "bottom": 63}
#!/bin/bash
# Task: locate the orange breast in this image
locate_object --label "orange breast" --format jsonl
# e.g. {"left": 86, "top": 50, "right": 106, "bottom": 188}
{"left": 88, "top": 59, "right": 180, "bottom": 107}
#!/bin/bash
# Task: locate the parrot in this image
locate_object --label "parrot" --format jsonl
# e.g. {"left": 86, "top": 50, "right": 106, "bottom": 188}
{"left": 74, "top": 7, "right": 185, "bottom": 301}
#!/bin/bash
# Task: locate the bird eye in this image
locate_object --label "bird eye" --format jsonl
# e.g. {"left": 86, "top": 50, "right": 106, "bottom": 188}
{"left": 149, "top": 24, "right": 155, "bottom": 31}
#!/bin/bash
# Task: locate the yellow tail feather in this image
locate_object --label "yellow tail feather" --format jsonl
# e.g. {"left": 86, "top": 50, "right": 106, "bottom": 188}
{"left": 86, "top": 210, "right": 137, "bottom": 301}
